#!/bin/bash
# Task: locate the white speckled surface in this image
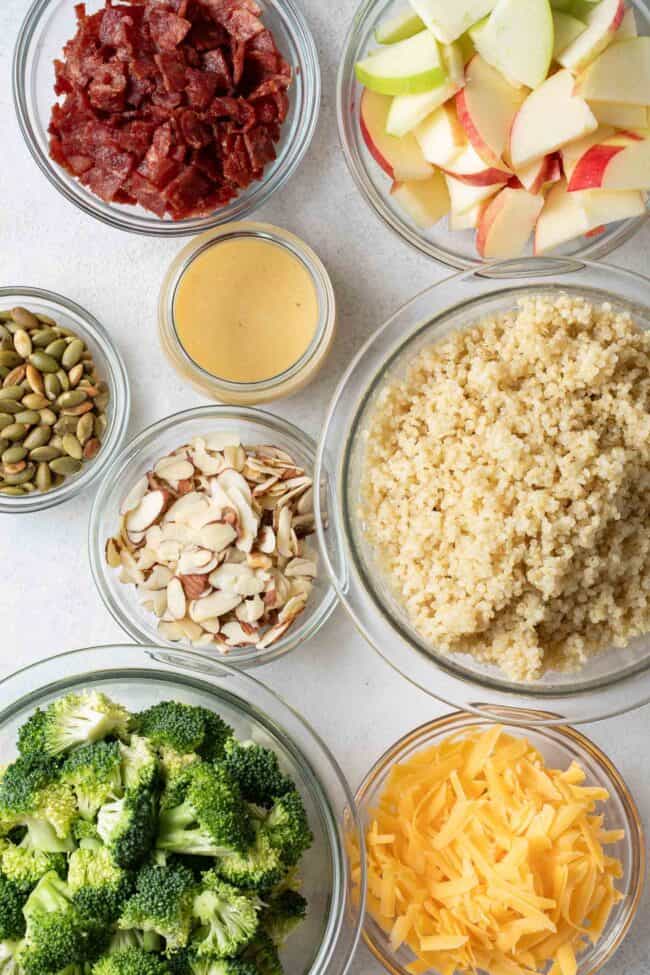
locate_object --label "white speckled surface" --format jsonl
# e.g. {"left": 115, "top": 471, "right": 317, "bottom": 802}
{"left": 0, "top": 0, "right": 648, "bottom": 972}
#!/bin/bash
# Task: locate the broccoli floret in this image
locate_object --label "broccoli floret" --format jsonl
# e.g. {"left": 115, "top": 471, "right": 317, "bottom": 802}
{"left": 189, "top": 874, "right": 259, "bottom": 960}
{"left": 62, "top": 742, "right": 123, "bottom": 821}
{"left": 191, "top": 961, "right": 258, "bottom": 975}
{"left": 263, "top": 792, "right": 312, "bottom": 868}
{"left": 119, "top": 865, "right": 195, "bottom": 952}
{"left": 222, "top": 743, "right": 292, "bottom": 810}
{"left": 119, "top": 738, "right": 159, "bottom": 794}
{"left": 72, "top": 818, "right": 103, "bottom": 850}
{"left": 158, "top": 750, "right": 199, "bottom": 789}
{"left": 0, "top": 940, "right": 22, "bottom": 975}
{"left": 92, "top": 948, "right": 169, "bottom": 975}
{"left": 68, "top": 847, "right": 133, "bottom": 924}
{"left": 196, "top": 714, "right": 234, "bottom": 765}
{"left": 18, "top": 693, "right": 130, "bottom": 759}
{"left": 108, "top": 930, "right": 162, "bottom": 955}
{"left": 1, "top": 846, "right": 67, "bottom": 890}
{"left": 157, "top": 765, "right": 252, "bottom": 859}
{"left": 19, "top": 871, "right": 106, "bottom": 975}
{"left": 215, "top": 824, "right": 284, "bottom": 894}
{"left": 133, "top": 706, "right": 232, "bottom": 764}
{"left": 0, "top": 874, "right": 28, "bottom": 940}
{"left": 97, "top": 787, "right": 158, "bottom": 870}
{"left": 260, "top": 890, "right": 307, "bottom": 945}
{"left": 0, "top": 754, "right": 75, "bottom": 851}
{"left": 242, "top": 932, "right": 283, "bottom": 975}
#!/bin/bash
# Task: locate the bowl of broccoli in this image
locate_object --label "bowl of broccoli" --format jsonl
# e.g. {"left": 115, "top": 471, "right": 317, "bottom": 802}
{"left": 0, "top": 644, "right": 365, "bottom": 975}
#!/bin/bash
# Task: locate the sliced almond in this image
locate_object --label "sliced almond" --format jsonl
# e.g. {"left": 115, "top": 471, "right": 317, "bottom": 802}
{"left": 297, "top": 486, "right": 313, "bottom": 515}
{"left": 178, "top": 546, "right": 214, "bottom": 574}
{"left": 236, "top": 595, "right": 265, "bottom": 624}
{"left": 120, "top": 476, "right": 149, "bottom": 515}
{"left": 140, "top": 564, "right": 173, "bottom": 591}
{"left": 198, "top": 616, "right": 221, "bottom": 635}
{"left": 190, "top": 590, "right": 242, "bottom": 623}
{"left": 285, "top": 557, "right": 317, "bottom": 578}
{"left": 166, "top": 577, "right": 187, "bottom": 620}
{"left": 126, "top": 490, "right": 168, "bottom": 533}
{"left": 221, "top": 621, "right": 258, "bottom": 646}
{"left": 176, "top": 618, "right": 204, "bottom": 642}
{"left": 164, "top": 492, "right": 208, "bottom": 525}
{"left": 279, "top": 594, "right": 307, "bottom": 623}
{"left": 158, "top": 620, "right": 184, "bottom": 642}
{"left": 200, "top": 522, "right": 237, "bottom": 552}
{"left": 257, "top": 526, "right": 276, "bottom": 554}
{"left": 191, "top": 447, "right": 224, "bottom": 476}
{"left": 223, "top": 445, "right": 246, "bottom": 471}
{"left": 256, "top": 619, "right": 291, "bottom": 649}
{"left": 218, "top": 468, "right": 252, "bottom": 505}
{"left": 151, "top": 589, "right": 168, "bottom": 618}
{"left": 204, "top": 432, "right": 241, "bottom": 451}
{"left": 154, "top": 456, "right": 194, "bottom": 484}
{"left": 276, "top": 505, "right": 294, "bottom": 558}
{"left": 105, "top": 537, "right": 122, "bottom": 568}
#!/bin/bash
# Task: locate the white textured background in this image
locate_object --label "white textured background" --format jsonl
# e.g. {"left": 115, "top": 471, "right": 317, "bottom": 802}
{"left": 0, "top": 0, "right": 649, "bottom": 972}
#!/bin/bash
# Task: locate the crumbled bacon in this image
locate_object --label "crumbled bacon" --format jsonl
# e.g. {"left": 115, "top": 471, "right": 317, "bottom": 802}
{"left": 49, "top": 0, "right": 292, "bottom": 219}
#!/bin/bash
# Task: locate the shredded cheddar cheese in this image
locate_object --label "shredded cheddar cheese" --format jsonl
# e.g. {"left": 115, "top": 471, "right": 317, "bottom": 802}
{"left": 363, "top": 727, "right": 625, "bottom": 975}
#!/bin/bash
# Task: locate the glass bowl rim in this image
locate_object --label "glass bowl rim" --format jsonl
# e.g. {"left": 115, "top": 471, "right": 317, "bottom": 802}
{"left": 13, "top": 0, "right": 321, "bottom": 237}
{"left": 354, "top": 707, "right": 646, "bottom": 975}
{"left": 89, "top": 403, "right": 339, "bottom": 667}
{"left": 335, "top": 0, "right": 650, "bottom": 270}
{"left": 0, "top": 641, "right": 367, "bottom": 975}
{"left": 0, "top": 284, "right": 130, "bottom": 514}
{"left": 314, "top": 256, "right": 650, "bottom": 724}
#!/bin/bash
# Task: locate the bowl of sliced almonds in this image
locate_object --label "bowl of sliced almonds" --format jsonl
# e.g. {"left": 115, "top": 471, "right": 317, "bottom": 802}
{"left": 89, "top": 405, "right": 337, "bottom": 666}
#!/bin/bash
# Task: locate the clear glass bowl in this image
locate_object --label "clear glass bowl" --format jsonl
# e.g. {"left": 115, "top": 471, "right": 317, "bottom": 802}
{"left": 0, "top": 643, "right": 365, "bottom": 975}
{"left": 315, "top": 257, "right": 650, "bottom": 725}
{"left": 353, "top": 709, "right": 645, "bottom": 975}
{"left": 13, "top": 0, "right": 320, "bottom": 236}
{"left": 336, "top": 0, "right": 650, "bottom": 269}
{"left": 90, "top": 405, "right": 337, "bottom": 666}
{"left": 0, "top": 286, "right": 130, "bottom": 515}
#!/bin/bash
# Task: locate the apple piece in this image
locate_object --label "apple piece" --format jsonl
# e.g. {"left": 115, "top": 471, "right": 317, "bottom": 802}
{"left": 391, "top": 171, "right": 451, "bottom": 225}
{"left": 557, "top": 0, "right": 624, "bottom": 72}
{"left": 355, "top": 30, "right": 445, "bottom": 96}
{"left": 449, "top": 203, "right": 482, "bottom": 228}
{"left": 560, "top": 124, "right": 614, "bottom": 177}
{"left": 360, "top": 88, "right": 434, "bottom": 180}
{"left": 616, "top": 6, "right": 638, "bottom": 38}
{"left": 553, "top": 11, "right": 587, "bottom": 58}
{"left": 441, "top": 143, "right": 511, "bottom": 184}
{"left": 576, "top": 37, "right": 650, "bottom": 105}
{"left": 376, "top": 8, "right": 426, "bottom": 43}
{"left": 415, "top": 103, "right": 466, "bottom": 165}
{"left": 441, "top": 40, "right": 466, "bottom": 86}
{"left": 387, "top": 76, "right": 461, "bottom": 136}
{"left": 516, "top": 152, "right": 562, "bottom": 192}
{"left": 444, "top": 172, "right": 504, "bottom": 212}
{"left": 580, "top": 185, "right": 647, "bottom": 223}
{"left": 568, "top": 132, "right": 650, "bottom": 188}
{"left": 590, "top": 101, "right": 647, "bottom": 127}
{"left": 509, "top": 69, "right": 597, "bottom": 169}
{"left": 534, "top": 178, "right": 646, "bottom": 251}
{"left": 455, "top": 55, "right": 526, "bottom": 166}
{"left": 467, "top": 0, "right": 554, "bottom": 89}
{"left": 407, "top": 0, "right": 497, "bottom": 44}
{"left": 458, "top": 31, "right": 477, "bottom": 65}
{"left": 476, "top": 187, "right": 544, "bottom": 257}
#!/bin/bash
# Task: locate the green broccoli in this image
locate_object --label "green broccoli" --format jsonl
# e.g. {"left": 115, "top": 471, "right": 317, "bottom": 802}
{"left": 157, "top": 765, "right": 252, "bottom": 859}
{"left": 68, "top": 847, "right": 133, "bottom": 924}
{"left": 0, "top": 940, "right": 22, "bottom": 975}
{"left": 108, "top": 930, "right": 162, "bottom": 954}
{"left": 190, "top": 960, "right": 258, "bottom": 975}
{"left": 0, "top": 754, "right": 76, "bottom": 851}
{"left": 0, "top": 874, "right": 28, "bottom": 940}
{"left": 222, "top": 742, "right": 292, "bottom": 810}
{"left": 263, "top": 792, "right": 312, "bottom": 868}
{"left": 119, "top": 738, "right": 159, "bottom": 793}
{"left": 189, "top": 874, "right": 259, "bottom": 960}
{"left": 133, "top": 705, "right": 232, "bottom": 763}
{"left": 62, "top": 741, "right": 123, "bottom": 821}
{"left": 260, "top": 890, "right": 307, "bottom": 945}
{"left": 119, "top": 864, "right": 195, "bottom": 951}
{"left": 97, "top": 787, "right": 158, "bottom": 869}
{"left": 18, "top": 693, "right": 130, "bottom": 759}
{"left": 215, "top": 824, "right": 284, "bottom": 894}
{"left": 92, "top": 947, "right": 169, "bottom": 975}
{"left": 242, "top": 932, "right": 283, "bottom": 975}
{"left": 72, "top": 818, "right": 103, "bottom": 850}
{"left": 0, "top": 846, "right": 67, "bottom": 889}
{"left": 158, "top": 749, "right": 199, "bottom": 788}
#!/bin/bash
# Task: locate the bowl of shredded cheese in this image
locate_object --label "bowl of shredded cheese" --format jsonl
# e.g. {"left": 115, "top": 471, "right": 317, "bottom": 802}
{"left": 349, "top": 709, "right": 645, "bottom": 975}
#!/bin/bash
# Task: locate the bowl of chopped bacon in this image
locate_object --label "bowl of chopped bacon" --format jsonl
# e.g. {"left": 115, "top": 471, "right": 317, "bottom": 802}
{"left": 13, "top": 0, "right": 320, "bottom": 235}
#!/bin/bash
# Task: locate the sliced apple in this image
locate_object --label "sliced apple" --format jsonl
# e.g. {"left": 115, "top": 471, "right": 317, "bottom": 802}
{"left": 415, "top": 103, "right": 466, "bottom": 165}
{"left": 560, "top": 124, "right": 614, "bottom": 177}
{"left": 591, "top": 101, "right": 647, "bottom": 127}
{"left": 387, "top": 75, "right": 462, "bottom": 136}
{"left": 476, "top": 187, "right": 544, "bottom": 257}
{"left": 376, "top": 8, "right": 426, "bottom": 43}
{"left": 534, "top": 178, "right": 646, "bottom": 252}
{"left": 509, "top": 69, "right": 597, "bottom": 169}
{"left": 468, "top": 0, "right": 554, "bottom": 89}
{"left": 455, "top": 55, "right": 526, "bottom": 166}
{"left": 449, "top": 203, "right": 482, "bottom": 228}
{"left": 568, "top": 131, "right": 650, "bottom": 189}
{"left": 407, "top": 0, "right": 497, "bottom": 44}
{"left": 444, "top": 172, "right": 504, "bottom": 212}
{"left": 391, "top": 171, "right": 451, "bottom": 225}
{"left": 360, "top": 88, "right": 433, "bottom": 180}
{"left": 355, "top": 30, "right": 445, "bottom": 96}
{"left": 616, "top": 6, "right": 638, "bottom": 38}
{"left": 556, "top": 0, "right": 624, "bottom": 72}
{"left": 517, "top": 152, "right": 562, "bottom": 192}
{"left": 441, "top": 142, "right": 511, "bottom": 184}
{"left": 575, "top": 37, "right": 650, "bottom": 105}
{"left": 553, "top": 11, "right": 587, "bottom": 58}
{"left": 442, "top": 40, "right": 466, "bottom": 86}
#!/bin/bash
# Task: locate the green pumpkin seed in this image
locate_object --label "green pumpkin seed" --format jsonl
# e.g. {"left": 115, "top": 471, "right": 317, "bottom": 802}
{"left": 56, "top": 368, "right": 70, "bottom": 392}
{"left": 76, "top": 413, "right": 94, "bottom": 445}
{"left": 36, "top": 462, "right": 53, "bottom": 492}
{"left": 68, "top": 363, "right": 84, "bottom": 387}
{"left": 31, "top": 328, "right": 58, "bottom": 348}
{"left": 2, "top": 445, "right": 27, "bottom": 464}
{"left": 0, "top": 367, "right": 8, "bottom": 381}
{"left": 49, "top": 456, "right": 82, "bottom": 476}
{"left": 23, "top": 426, "right": 51, "bottom": 450}
{"left": 0, "top": 400, "right": 23, "bottom": 415}
{"left": 0, "top": 351, "right": 22, "bottom": 368}
{"left": 0, "top": 485, "right": 25, "bottom": 495}
{"left": 49, "top": 435, "right": 64, "bottom": 452}
{"left": 0, "top": 386, "right": 25, "bottom": 401}
{"left": 36, "top": 313, "right": 57, "bottom": 326}
{"left": 94, "top": 414, "right": 108, "bottom": 440}
{"left": 3, "top": 423, "right": 27, "bottom": 442}
{"left": 22, "top": 393, "right": 48, "bottom": 410}
{"left": 95, "top": 393, "right": 110, "bottom": 411}
{"left": 44, "top": 374, "right": 61, "bottom": 400}
{"left": 39, "top": 408, "right": 57, "bottom": 426}
{"left": 62, "top": 339, "right": 85, "bottom": 369}
{"left": 62, "top": 434, "right": 83, "bottom": 460}
{"left": 13, "top": 330, "right": 33, "bottom": 359}
{"left": 0, "top": 312, "right": 12, "bottom": 322}
{"left": 29, "top": 351, "right": 59, "bottom": 374}
{"left": 15, "top": 410, "right": 41, "bottom": 426}
{"left": 0, "top": 413, "right": 13, "bottom": 431}
{"left": 57, "top": 389, "right": 87, "bottom": 409}
{"left": 0, "top": 439, "right": 8, "bottom": 455}
{"left": 54, "top": 415, "right": 79, "bottom": 435}
{"left": 4, "top": 464, "right": 35, "bottom": 485}
{"left": 44, "top": 338, "right": 67, "bottom": 361}
{"left": 30, "top": 446, "right": 61, "bottom": 462}
{"left": 11, "top": 307, "right": 39, "bottom": 330}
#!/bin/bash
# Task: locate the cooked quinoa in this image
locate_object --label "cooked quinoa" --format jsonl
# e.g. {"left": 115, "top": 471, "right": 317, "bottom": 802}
{"left": 360, "top": 293, "right": 650, "bottom": 681}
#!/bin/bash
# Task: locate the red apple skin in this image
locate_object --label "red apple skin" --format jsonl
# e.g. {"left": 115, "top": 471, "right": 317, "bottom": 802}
{"left": 567, "top": 143, "right": 625, "bottom": 190}
{"left": 585, "top": 225, "right": 606, "bottom": 237}
{"left": 360, "top": 103, "right": 394, "bottom": 179}
{"left": 546, "top": 153, "right": 563, "bottom": 184}
{"left": 456, "top": 87, "right": 503, "bottom": 169}
{"left": 439, "top": 162, "right": 511, "bottom": 186}
{"left": 508, "top": 175, "right": 525, "bottom": 189}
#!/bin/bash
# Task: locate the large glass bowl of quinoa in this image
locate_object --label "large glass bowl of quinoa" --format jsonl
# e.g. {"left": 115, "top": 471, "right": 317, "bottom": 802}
{"left": 315, "top": 258, "right": 650, "bottom": 725}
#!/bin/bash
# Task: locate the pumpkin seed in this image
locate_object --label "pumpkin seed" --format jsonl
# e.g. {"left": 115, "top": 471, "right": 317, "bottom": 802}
{"left": 83, "top": 438, "right": 101, "bottom": 460}
{"left": 95, "top": 414, "right": 108, "bottom": 440}
{"left": 39, "top": 408, "right": 57, "bottom": 426}
{"left": 54, "top": 415, "right": 79, "bottom": 435}
{"left": 0, "top": 367, "right": 8, "bottom": 381}
{"left": 58, "top": 389, "right": 87, "bottom": 409}
{"left": 44, "top": 374, "right": 61, "bottom": 400}
{"left": 22, "top": 393, "right": 48, "bottom": 410}
{"left": 15, "top": 410, "right": 41, "bottom": 426}
{"left": 0, "top": 485, "right": 25, "bottom": 495}
{"left": 13, "top": 330, "right": 32, "bottom": 359}
{"left": 49, "top": 456, "right": 82, "bottom": 476}
{"left": 0, "top": 351, "right": 22, "bottom": 368}
{"left": 36, "top": 313, "right": 56, "bottom": 326}
{"left": 0, "top": 386, "right": 25, "bottom": 401}
{"left": 23, "top": 426, "right": 51, "bottom": 450}
{"left": 62, "top": 434, "right": 83, "bottom": 460}
{"left": 32, "top": 328, "right": 58, "bottom": 348}
{"left": 29, "top": 351, "right": 59, "bottom": 373}
{"left": 95, "top": 392, "right": 110, "bottom": 411}
{"left": 36, "top": 463, "right": 53, "bottom": 492}
{"left": 68, "top": 363, "right": 84, "bottom": 387}
{"left": 2, "top": 445, "right": 27, "bottom": 464}
{"left": 62, "top": 339, "right": 85, "bottom": 369}
{"left": 0, "top": 400, "right": 23, "bottom": 415}
{"left": 4, "top": 366, "right": 26, "bottom": 387}
{"left": 44, "top": 338, "right": 67, "bottom": 361}
{"left": 0, "top": 414, "right": 13, "bottom": 431}
{"left": 77, "top": 413, "right": 94, "bottom": 445}
{"left": 11, "top": 307, "right": 38, "bottom": 330}
{"left": 4, "top": 464, "right": 35, "bottom": 485}
{"left": 56, "top": 369, "right": 70, "bottom": 392}
{"left": 30, "top": 446, "right": 61, "bottom": 462}
{"left": 0, "top": 439, "right": 9, "bottom": 455}
{"left": 26, "top": 365, "right": 45, "bottom": 395}
{"left": 3, "top": 423, "right": 27, "bottom": 441}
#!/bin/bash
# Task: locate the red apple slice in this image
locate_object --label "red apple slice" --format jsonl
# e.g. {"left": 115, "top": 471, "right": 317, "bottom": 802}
{"left": 557, "top": 0, "right": 624, "bottom": 73}
{"left": 616, "top": 6, "right": 638, "bottom": 39}
{"left": 509, "top": 69, "right": 598, "bottom": 169}
{"left": 476, "top": 187, "right": 544, "bottom": 258}
{"left": 534, "top": 178, "right": 646, "bottom": 252}
{"left": 568, "top": 132, "right": 650, "bottom": 189}
{"left": 455, "top": 55, "right": 526, "bottom": 166}
{"left": 441, "top": 143, "right": 511, "bottom": 184}
{"left": 561, "top": 125, "right": 615, "bottom": 178}
{"left": 449, "top": 203, "right": 482, "bottom": 229}
{"left": 575, "top": 37, "right": 650, "bottom": 105}
{"left": 360, "top": 88, "right": 433, "bottom": 181}
{"left": 415, "top": 103, "right": 466, "bottom": 166}
{"left": 516, "top": 152, "right": 562, "bottom": 193}
{"left": 391, "top": 171, "right": 451, "bottom": 226}
{"left": 591, "top": 101, "right": 648, "bottom": 127}
{"left": 444, "top": 172, "right": 503, "bottom": 212}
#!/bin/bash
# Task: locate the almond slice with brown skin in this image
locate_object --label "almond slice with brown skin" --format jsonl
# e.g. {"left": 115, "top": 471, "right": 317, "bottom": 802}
{"left": 190, "top": 590, "right": 242, "bottom": 623}
{"left": 221, "top": 621, "right": 259, "bottom": 646}
{"left": 154, "top": 456, "right": 194, "bottom": 483}
{"left": 126, "top": 490, "right": 168, "bottom": 534}
{"left": 236, "top": 595, "right": 265, "bottom": 624}
{"left": 256, "top": 619, "right": 292, "bottom": 649}
{"left": 120, "top": 476, "right": 149, "bottom": 515}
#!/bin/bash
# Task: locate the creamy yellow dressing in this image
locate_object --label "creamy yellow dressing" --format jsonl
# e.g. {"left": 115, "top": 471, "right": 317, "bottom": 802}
{"left": 173, "top": 236, "right": 319, "bottom": 384}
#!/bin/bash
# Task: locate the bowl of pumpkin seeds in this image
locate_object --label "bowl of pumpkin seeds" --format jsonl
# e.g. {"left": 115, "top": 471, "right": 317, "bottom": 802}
{"left": 0, "top": 287, "right": 130, "bottom": 513}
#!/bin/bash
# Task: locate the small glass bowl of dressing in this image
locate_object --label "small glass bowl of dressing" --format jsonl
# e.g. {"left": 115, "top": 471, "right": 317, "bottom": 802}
{"left": 159, "top": 222, "right": 336, "bottom": 405}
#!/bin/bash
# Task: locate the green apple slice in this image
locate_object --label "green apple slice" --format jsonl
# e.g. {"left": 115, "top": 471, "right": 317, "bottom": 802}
{"left": 376, "top": 8, "right": 426, "bottom": 43}
{"left": 386, "top": 77, "right": 457, "bottom": 136}
{"left": 553, "top": 10, "right": 586, "bottom": 57}
{"left": 470, "top": 0, "right": 554, "bottom": 88}
{"left": 408, "top": 0, "right": 498, "bottom": 43}
{"left": 355, "top": 30, "right": 446, "bottom": 95}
